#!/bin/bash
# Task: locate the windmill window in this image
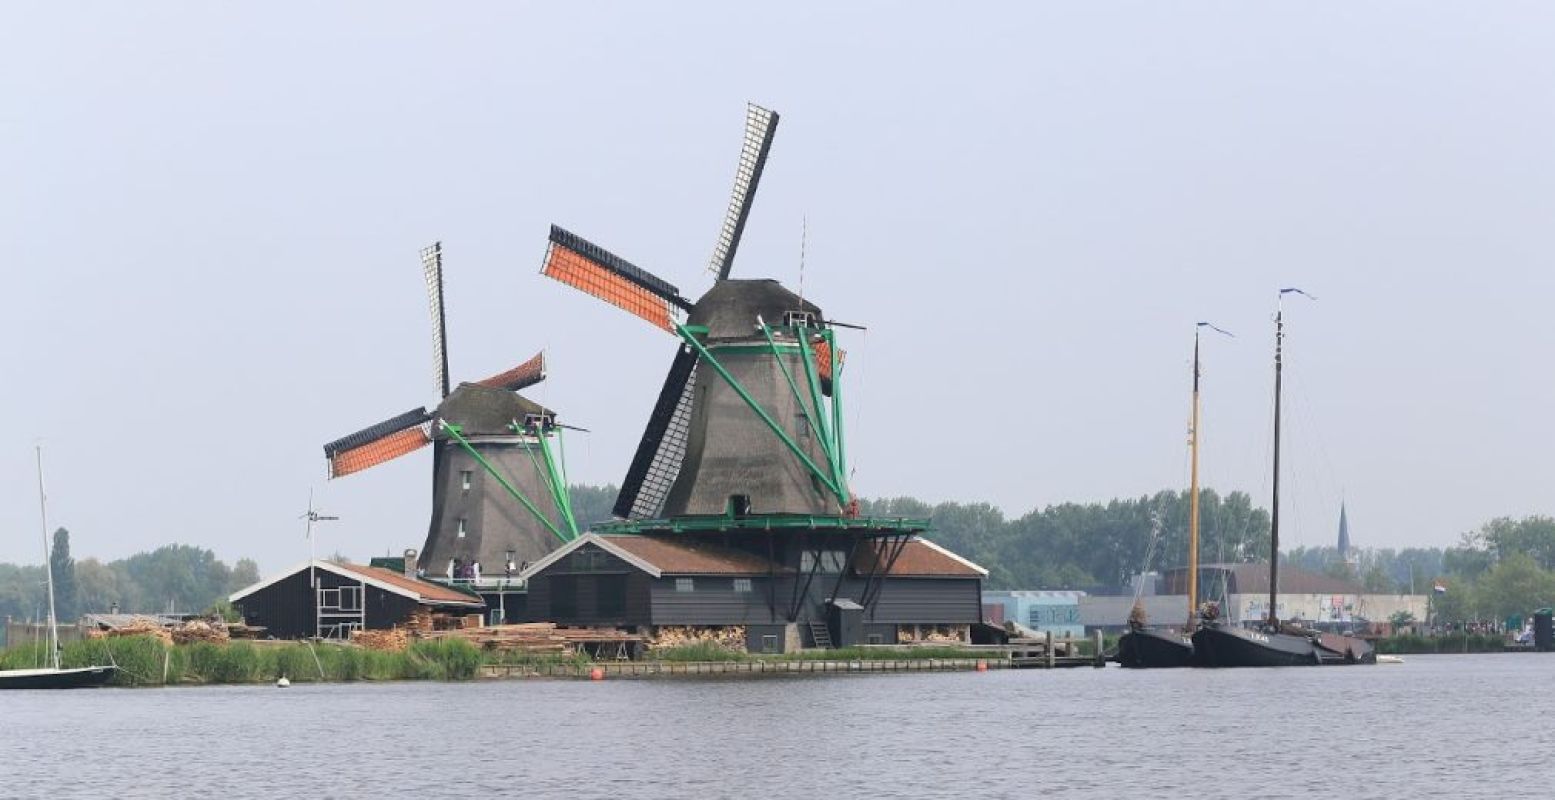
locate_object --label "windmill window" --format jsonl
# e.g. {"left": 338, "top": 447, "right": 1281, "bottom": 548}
{"left": 460, "top": 470, "right": 472, "bottom": 492}
{"left": 761, "top": 634, "right": 778, "bottom": 653}
{"left": 675, "top": 578, "right": 695, "bottom": 593}
{"left": 457, "top": 518, "right": 467, "bottom": 538}
{"left": 733, "top": 578, "right": 753, "bottom": 593}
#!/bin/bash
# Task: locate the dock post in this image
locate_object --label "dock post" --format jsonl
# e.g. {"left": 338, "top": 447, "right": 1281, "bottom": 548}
{"left": 1092, "top": 629, "right": 1105, "bottom": 667}
{"left": 1045, "top": 630, "right": 1055, "bottom": 668}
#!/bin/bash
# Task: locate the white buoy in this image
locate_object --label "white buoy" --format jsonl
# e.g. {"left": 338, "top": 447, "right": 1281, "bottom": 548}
{"left": 276, "top": 676, "right": 291, "bottom": 687}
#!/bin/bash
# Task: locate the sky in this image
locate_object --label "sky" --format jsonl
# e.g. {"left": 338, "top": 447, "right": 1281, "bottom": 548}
{"left": 2, "top": 3, "right": 1553, "bottom": 573}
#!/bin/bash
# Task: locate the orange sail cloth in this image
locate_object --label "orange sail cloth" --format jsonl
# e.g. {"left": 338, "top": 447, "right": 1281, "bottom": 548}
{"left": 477, "top": 351, "right": 546, "bottom": 391}
{"left": 328, "top": 426, "right": 431, "bottom": 478}
{"left": 543, "top": 242, "right": 676, "bottom": 332}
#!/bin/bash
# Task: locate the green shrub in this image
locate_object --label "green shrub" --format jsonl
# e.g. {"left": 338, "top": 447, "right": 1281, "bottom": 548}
{"left": 653, "top": 641, "right": 749, "bottom": 662}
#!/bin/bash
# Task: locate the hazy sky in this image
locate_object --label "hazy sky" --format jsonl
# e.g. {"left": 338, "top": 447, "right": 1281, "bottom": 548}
{"left": 3, "top": 3, "right": 1553, "bottom": 572}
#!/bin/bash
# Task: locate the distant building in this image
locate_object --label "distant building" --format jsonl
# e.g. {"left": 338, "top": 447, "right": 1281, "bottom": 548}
{"left": 982, "top": 590, "right": 1087, "bottom": 638}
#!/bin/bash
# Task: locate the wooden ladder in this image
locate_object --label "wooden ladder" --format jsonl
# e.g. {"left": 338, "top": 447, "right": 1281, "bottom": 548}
{"left": 808, "top": 620, "right": 833, "bottom": 649}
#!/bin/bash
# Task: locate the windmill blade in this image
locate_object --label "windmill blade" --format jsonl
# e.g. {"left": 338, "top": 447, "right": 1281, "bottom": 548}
{"left": 542, "top": 225, "right": 691, "bottom": 333}
{"left": 422, "top": 242, "right": 451, "bottom": 398}
{"left": 476, "top": 351, "right": 546, "bottom": 392}
{"left": 707, "top": 103, "right": 780, "bottom": 281}
{"left": 614, "top": 346, "right": 699, "bottom": 519}
{"left": 323, "top": 408, "right": 433, "bottom": 478}
{"left": 812, "top": 338, "right": 842, "bottom": 396}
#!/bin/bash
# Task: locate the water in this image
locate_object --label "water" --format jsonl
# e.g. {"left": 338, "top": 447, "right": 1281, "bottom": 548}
{"left": 2, "top": 654, "right": 1547, "bottom": 799}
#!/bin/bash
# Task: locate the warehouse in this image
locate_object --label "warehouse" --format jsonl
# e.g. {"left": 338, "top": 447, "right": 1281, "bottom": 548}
{"left": 518, "top": 531, "right": 986, "bottom": 652}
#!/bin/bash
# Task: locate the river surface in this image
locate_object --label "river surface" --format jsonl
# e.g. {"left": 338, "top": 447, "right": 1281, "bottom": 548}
{"left": 1, "top": 653, "right": 1546, "bottom": 799}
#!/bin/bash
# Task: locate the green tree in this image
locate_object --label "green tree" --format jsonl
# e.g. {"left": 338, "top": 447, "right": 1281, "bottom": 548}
{"left": 1362, "top": 563, "right": 1396, "bottom": 594}
{"left": 73, "top": 558, "right": 124, "bottom": 615}
{"left": 229, "top": 558, "right": 261, "bottom": 592}
{"left": 568, "top": 484, "right": 620, "bottom": 531}
{"left": 49, "top": 528, "right": 77, "bottom": 622}
{"left": 1476, "top": 553, "right": 1555, "bottom": 621}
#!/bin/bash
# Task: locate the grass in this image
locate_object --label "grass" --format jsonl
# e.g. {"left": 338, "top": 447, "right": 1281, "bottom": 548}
{"left": 0, "top": 635, "right": 487, "bottom": 686}
{"left": 1375, "top": 632, "right": 1506, "bottom": 654}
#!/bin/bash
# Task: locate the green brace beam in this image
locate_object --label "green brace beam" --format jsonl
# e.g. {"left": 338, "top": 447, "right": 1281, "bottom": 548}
{"left": 759, "top": 321, "right": 840, "bottom": 479}
{"left": 828, "top": 329, "right": 848, "bottom": 490}
{"left": 512, "top": 419, "right": 577, "bottom": 539}
{"left": 673, "top": 322, "right": 846, "bottom": 505}
{"left": 794, "top": 322, "right": 849, "bottom": 502}
{"left": 440, "top": 421, "right": 572, "bottom": 544}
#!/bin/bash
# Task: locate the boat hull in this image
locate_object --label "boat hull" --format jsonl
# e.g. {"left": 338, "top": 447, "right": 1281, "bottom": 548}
{"left": 0, "top": 665, "right": 118, "bottom": 690}
{"left": 1116, "top": 628, "right": 1195, "bottom": 668}
{"left": 1191, "top": 623, "right": 1322, "bottom": 667}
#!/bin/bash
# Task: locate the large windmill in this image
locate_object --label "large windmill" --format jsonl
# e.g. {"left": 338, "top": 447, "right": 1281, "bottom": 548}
{"left": 323, "top": 243, "right": 579, "bottom": 576}
{"left": 541, "top": 104, "right": 853, "bottom": 523}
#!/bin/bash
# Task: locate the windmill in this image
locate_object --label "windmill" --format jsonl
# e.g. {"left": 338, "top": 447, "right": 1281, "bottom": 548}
{"left": 323, "top": 242, "right": 579, "bottom": 576}
{"left": 541, "top": 103, "right": 853, "bottom": 523}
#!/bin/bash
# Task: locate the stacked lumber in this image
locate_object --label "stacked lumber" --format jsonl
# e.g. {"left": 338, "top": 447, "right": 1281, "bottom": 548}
{"left": 352, "top": 628, "right": 410, "bottom": 652}
{"left": 171, "top": 619, "right": 230, "bottom": 645}
{"left": 647, "top": 625, "right": 746, "bottom": 653}
{"left": 421, "top": 622, "right": 640, "bottom": 655}
{"left": 404, "top": 608, "right": 434, "bottom": 634}
{"left": 88, "top": 616, "right": 174, "bottom": 646}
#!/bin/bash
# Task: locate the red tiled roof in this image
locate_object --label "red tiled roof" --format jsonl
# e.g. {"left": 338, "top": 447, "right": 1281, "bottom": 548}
{"left": 859, "top": 539, "right": 986, "bottom": 577}
{"left": 334, "top": 563, "right": 483, "bottom": 606}
{"left": 602, "top": 536, "right": 785, "bottom": 575}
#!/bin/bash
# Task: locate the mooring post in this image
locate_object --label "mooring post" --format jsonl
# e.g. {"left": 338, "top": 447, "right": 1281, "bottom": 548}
{"left": 1092, "top": 629, "right": 1105, "bottom": 667}
{"left": 1045, "top": 630, "right": 1055, "bottom": 668}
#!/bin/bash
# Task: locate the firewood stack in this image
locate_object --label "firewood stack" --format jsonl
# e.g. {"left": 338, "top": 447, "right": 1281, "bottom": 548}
{"left": 86, "top": 616, "right": 175, "bottom": 646}
{"left": 171, "top": 619, "right": 231, "bottom": 645}
{"left": 646, "top": 625, "right": 747, "bottom": 653}
{"left": 421, "top": 622, "right": 641, "bottom": 656}
{"left": 352, "top": 628, "right": 411, "bottom": 652}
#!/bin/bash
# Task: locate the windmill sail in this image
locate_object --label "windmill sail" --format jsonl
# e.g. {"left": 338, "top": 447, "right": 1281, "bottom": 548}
{"left": 708, "top": 104, "right": 779, "bottom": 281}
{"left": 324, "top": 408, "right": 433, "bottom": 478}
{"left": 421, "top": 242, "right": 451, "bottom": 398}
{"left": 614, "top": 346, "right": 699, "bottom": 519}
{"left": 542, "top": 225, "right": 691, "bottom": 331}
{"left": 476, "top": 351, "right": 547, "bottom": 392}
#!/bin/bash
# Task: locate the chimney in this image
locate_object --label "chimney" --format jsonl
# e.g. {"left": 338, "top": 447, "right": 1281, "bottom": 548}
{"left": 403, "top": 548, "right": 419, "bottom": 578}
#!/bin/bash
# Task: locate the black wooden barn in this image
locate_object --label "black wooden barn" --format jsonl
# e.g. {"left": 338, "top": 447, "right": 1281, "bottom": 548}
{"left": 518, "top": 532, "right": 986, "bottom": 652}
{"left": 229, "top": 560, "right": 484, "bottom": 639}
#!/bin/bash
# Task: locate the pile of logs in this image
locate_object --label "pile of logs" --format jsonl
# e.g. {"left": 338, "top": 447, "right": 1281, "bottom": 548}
{"left": 900, "top": 624, "right": 967, "bottom": 644}
{"left": 647, "top": 625, "right": 746, "bottom": 653}
{"left": 171, "top": 619, "right": 230, "bottom": 645}
{"left": 422, "top": 622, "right": 640, "bottom": 656}
{"left": 87, "top": 616, "right": 174, "bottom": 646}
{"left": 352, "top": 628, "right": 410, "bottom": 652}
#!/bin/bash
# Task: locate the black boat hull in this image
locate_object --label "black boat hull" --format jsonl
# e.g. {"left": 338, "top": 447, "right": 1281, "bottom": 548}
{"left": 1191, "top": 623, "right": 1323, "bottom": 667}
{"left": 1117, "top": 628, "right": 1195, "bottom": 668}
{"left": 0, "top": 665, "right": 118, "bottom": 689}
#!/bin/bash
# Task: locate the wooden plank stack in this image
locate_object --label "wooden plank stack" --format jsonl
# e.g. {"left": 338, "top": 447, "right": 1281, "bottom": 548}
{"left": 422, "top": 622, "right": 641, "bottom": 655}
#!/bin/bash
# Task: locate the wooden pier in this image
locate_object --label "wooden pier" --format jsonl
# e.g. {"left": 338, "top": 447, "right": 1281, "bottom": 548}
{"left": 479, "top": 630, "right": 1107, "bottom": 678}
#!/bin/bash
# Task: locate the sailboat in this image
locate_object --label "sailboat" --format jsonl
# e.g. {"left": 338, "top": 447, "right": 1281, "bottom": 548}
{"left": 0, "top": 447, "right": 117, "bottom": 689}
{"left": 1117, "top": 322, "right": 1228, "bottom": 668}
{"left": 1191, "top": 290, "right": 1374, "bottom": 667}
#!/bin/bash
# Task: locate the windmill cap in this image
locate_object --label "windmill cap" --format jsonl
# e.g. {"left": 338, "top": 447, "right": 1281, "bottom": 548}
{"left": 436, "top": 383, "right": 553, "bottom": 436}
{"left": 689, "top": 279, "right": 823, "bottom": 340}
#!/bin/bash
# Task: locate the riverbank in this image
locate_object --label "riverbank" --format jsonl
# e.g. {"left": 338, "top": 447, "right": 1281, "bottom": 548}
{"left": 0, "top": 636, "right": 1004, "bottom": 686}
{"left": 1373, "top": 633, "right": 1507, "bottom": 654}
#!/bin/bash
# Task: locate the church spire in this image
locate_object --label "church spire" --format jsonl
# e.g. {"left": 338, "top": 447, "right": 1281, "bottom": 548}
{"left": 1337, "top": 502, "right": 1352, "bottom": 562}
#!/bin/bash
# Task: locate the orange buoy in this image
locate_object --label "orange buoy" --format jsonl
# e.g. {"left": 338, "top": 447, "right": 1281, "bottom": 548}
{"left": 975, "top": 660, "right": 988, "bottom": 672}
{"left": 589, "top": 667, "right": 605, "bottom": 681}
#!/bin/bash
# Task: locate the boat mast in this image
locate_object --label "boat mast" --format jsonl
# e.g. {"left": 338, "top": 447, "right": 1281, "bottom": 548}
{"left": 1267, "top": 288, "right": 1311, "bottom": 629}
{"left": 1268, "top": 301, "right": 1283, "bottom": 629}
{"left": 1187, "top": 328, "right": 1202, "bottom": 626}
{"left": 36, "top": 446, "right": 60, "bottom": 670}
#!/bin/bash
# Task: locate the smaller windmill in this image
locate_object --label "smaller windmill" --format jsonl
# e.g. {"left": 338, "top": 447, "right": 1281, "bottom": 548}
{"left": 323, "top": 242, "right": 579, "bottom": 576}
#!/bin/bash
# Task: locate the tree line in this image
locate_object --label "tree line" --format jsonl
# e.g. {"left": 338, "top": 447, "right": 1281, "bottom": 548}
{"left": 0, "top": 529, "right": 259, "bottom": 624}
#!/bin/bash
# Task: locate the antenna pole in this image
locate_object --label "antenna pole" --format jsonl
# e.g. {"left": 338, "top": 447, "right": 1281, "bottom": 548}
{"left": 1187, "top": 327, "right": 1201, "bottom": 628}
{"left": 36, "top": 446, "right": 59, "bottom": 670}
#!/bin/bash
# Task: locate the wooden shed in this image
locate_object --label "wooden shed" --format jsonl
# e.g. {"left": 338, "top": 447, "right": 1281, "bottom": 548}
{"left": 229, "top": 560, "right": 484, "bottom": 639}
